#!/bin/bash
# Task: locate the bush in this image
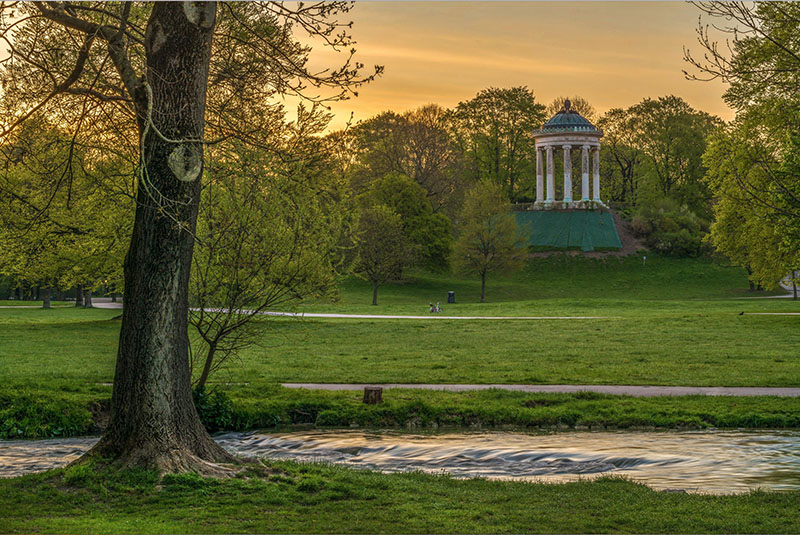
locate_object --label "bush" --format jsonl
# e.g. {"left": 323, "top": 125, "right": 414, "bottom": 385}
{"left": 632, "top": 198, "right": 711, "bottom": 257}
{"left": 193, "top": 387, "right": 234, "bottom": 432}
{"left": 0, "top": 392, "right": 93, "bottom": 439}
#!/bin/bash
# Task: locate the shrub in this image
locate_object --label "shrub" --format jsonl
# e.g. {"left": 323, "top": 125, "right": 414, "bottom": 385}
{"left": 193, "top": 387, "right": 234, "bottom": 432}
{"left": 632, "top": 198, "right": 711, "bottom": 257}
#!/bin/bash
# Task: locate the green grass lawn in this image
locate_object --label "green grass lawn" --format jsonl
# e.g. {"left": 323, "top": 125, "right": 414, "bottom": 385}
{"left": 1, "top": 462, "right": 798, "bottom": 534}
{"left": 0, "top": 255, "right": 797, "bottom": 437}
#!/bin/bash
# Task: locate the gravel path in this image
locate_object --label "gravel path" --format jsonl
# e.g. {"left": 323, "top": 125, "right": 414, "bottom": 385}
{"left": 282, "top": 383, "right": 800, "bottom": 397}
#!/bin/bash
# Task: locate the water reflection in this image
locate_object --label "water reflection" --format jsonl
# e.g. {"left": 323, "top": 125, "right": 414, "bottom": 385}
{"left": 2, "top": 429, "right": 798, "bottom": 494}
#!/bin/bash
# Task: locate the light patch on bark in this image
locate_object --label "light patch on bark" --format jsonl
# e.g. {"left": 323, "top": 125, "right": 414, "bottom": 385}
{"left": 168, "top": 144, "right": 202, "bottom": 182}
{"left": 146, "top": 21, "right": 167, "bottom": 54}
{"left": 182, "top": 2, "right": 216, "bottom": 29}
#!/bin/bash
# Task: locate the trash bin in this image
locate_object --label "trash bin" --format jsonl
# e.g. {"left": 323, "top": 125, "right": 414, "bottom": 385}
{"left": 447, "top": 291, "right": 455, "bottom": 304}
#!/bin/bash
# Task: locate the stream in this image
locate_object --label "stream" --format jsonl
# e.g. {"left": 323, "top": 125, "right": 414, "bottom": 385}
{"left": 1, "top": 429, "right": 798, "bottom": 494}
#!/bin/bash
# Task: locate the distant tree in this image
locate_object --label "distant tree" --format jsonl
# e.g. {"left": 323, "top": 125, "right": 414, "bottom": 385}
{"left": 450, "top": 87, "right": 546, "bottom": 202}
{"left": 362, "top": 172, "right": 452, "bottom": 270}
{"left": 628, "top": 96, "right": 720, "bottom": 215}
{"left": 351, "top": 104, "right": 464, "bottom": 212}
{"left": 452, "top": 182, "right": 527, "bottom": 302}
{"left": 596, "top": 108, "right": 643, "bottom": 204}
{"left": 353, "top": 205, "right": 413, "bottom": 306}
{"left": 545, "top": 95, "right": 597, "bottom": 123}
{"left": 0, "top": 120, "right": 131, "bottom": 308}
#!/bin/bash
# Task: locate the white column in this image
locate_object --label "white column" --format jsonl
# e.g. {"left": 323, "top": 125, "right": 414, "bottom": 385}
{"left": 581, "top": 145, "right": 590, "bottom": 201}
{"left": 545, "top": 146, "right": 554, "bottom": 202}
{"left": 562, "top": 145, "right": 572, "bottom": 203}
{"left": 592, "top": 146, "right": 601, "bottom": 202}
{"left": 536, "top": 147, "right": 544, "bottom": 202}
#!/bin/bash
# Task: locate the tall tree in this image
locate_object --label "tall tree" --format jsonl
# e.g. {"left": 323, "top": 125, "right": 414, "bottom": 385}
{"left": 351, "top": 104, "right": 464, "bottom": 212}
{"left": 361, "top": 171, "right": 452, "bottom": 271}
{"left": 596, "top": 107, "right": 643, "bottom": 204}
{"left": 0, "top": 2, "right": 377, "bottom": 473}
{"left": 545, "top": 95, "right": 597, "bottom": 123}
{"left": 449, "top": 87, "right": 546, "bottom": 202}
{"left": 685, "top": 2, "right": 800, "bottom": 289}
{"left": 353, "top": 205, "right": 413, "bottom": 306}
{"left": 628, "top": 96, "right": 720, "bottom": 214}
{"left": 451, "top": 181, "right": 526, "bottom": 303}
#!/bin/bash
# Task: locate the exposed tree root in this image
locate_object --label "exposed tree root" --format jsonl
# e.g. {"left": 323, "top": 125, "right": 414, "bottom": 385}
{"left": 80, "top": 434, "right": 246, "bottom": 479}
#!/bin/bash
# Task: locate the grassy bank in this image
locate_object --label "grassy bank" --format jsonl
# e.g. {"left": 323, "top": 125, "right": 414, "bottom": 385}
{"left": 4, "top": 386, "right": 800, "bottom": 440}
{"left": 1, "top": 461, "right": 798, "bottom": 534}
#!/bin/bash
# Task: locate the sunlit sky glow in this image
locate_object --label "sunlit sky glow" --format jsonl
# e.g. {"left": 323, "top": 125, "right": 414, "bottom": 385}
{"left": 300, "top": 1, "right": 734, "bottom": 130}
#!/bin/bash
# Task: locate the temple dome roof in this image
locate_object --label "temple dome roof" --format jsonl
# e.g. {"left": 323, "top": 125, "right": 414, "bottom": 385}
{"left": 538, "top": 99, "right": 600, "bottom": 133}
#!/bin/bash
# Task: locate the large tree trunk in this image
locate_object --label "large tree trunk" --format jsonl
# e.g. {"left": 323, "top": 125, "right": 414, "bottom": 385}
{"left": 480, "top": 271, "right": 486, "bottom": 303}
{"left": 42, "top": 287, "right": 51, "bottom": 309}
{"left": 90, "top": 2, "right": 232, "bottom": 474}
{"left": 372, "top": 280, "right": 379, "bottom": 306}
{"left": 75, "top": 285, "right": 84, "bottom": 307}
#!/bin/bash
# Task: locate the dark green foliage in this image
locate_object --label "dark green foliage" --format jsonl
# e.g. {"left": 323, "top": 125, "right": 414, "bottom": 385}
{"left": 631, "top": 198, "right": 711, "bottom": 257}
{"left": 363, "top": 172, "right": 453, "bottom": 270}
{"left": 216, "top": 387, "right": 800, "bottom": 432}
{"left": 0, "top": 391, "right": 92, "bottom": 439}
{"left": 192, "top": 387, "right": 234, "bottom": 433}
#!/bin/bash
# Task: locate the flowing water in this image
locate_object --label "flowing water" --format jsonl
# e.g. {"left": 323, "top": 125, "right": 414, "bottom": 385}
{"left": 2, "top": 429, "right": 799, "bottom": 494}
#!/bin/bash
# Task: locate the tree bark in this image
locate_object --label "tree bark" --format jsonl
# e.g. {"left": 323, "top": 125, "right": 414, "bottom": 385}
{"left": 83, "top": 288, "right": 93, "bottom": 308}
{"left": 90, "top": 3, "right": 233, "bottom": 474}
{"left": 42, "top": 287, "right": 51, "bottom": 309}
{"left": 480, "top": 271, "right": 486, "bottom": 303}
{"left": 372, "top": 280, "right": 379, "bottom": 305}
{"left": 75, "top": 285, "right": 84, "bottom": 307}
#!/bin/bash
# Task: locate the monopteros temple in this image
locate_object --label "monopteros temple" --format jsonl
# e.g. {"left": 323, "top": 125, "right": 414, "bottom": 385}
{"left": 515, "top": 100, "right": 622, "bottom": 252}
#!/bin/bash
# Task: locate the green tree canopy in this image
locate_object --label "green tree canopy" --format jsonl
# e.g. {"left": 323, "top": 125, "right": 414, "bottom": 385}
{"left": 450, "top": 87, "right": 546, "bottom": 202}
{"left": 361, "top": 171, "right": 452, "bottom": 271}
{"left": 451, "top": 181, "right": 526, "bottom": 302}
{"left": 353, "top": 204, "right": 413, "bottom": 306}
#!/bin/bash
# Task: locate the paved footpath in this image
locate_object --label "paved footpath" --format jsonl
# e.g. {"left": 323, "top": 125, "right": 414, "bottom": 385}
{"left": 282, "top": 383, "right": 800, "bottom": 397}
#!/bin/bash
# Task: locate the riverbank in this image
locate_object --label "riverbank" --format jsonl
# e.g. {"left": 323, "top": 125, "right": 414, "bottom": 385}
{"left": 1, "top": 460, "right": 799, "bottom": 534}
{"left": 3, "top": 386, "right": 800, "bottom": 440}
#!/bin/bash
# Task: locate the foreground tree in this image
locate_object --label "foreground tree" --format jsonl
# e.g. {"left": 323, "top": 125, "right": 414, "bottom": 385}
{"left": 451, "top": 182, "right": 526, "bottom": 303}
{"left": 685, "top": 2, "right": 800, "bottom": 289}
{"left": 190, "top": 108, "right": 346, "bottom": 391}
{"left": 0, "top": 2, "right": 375, "bottom": 473}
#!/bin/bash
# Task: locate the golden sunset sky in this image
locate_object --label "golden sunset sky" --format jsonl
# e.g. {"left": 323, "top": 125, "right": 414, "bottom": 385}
{"left": 304, "top": 1, "right": 733, "bottom": 130}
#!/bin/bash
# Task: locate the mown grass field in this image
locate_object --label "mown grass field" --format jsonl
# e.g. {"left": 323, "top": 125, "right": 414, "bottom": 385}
{"left": 1, "top": 256, "right": 797, "bottom": 392}
{"left": 1, "top": 461, "right": 799, "bottom": 534}
{"left": 0, "top": 255, "right": 797, "bottom": 437}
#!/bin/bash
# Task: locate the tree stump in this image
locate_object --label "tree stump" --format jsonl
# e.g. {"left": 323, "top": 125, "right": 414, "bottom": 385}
{"left": 363, "top": 386, "right": 383, "bottom": 405}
